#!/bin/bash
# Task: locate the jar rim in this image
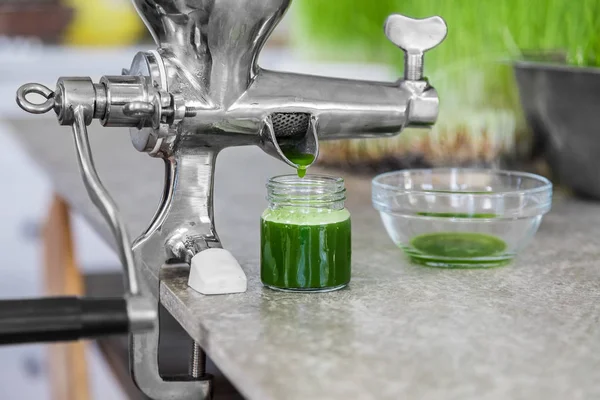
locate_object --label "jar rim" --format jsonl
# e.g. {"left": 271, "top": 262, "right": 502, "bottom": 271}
{"left": 267, "top": 174, "right": 346, "bottom": 206}
{"left": 268, "top": 174, "right": 344, "bottom": 189}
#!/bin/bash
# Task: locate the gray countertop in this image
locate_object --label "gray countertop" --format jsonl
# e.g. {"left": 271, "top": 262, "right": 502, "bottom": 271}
{"left": 8, "top": 119, "right": 600, "bottom": 400}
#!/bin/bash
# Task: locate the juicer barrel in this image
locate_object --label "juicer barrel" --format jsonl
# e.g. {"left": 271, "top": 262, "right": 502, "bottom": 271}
{"left": 232, "top": 70, "right": 440, "bottom": 139}
{"left": 179, "top": 70, "right": 439, "bottom": 168}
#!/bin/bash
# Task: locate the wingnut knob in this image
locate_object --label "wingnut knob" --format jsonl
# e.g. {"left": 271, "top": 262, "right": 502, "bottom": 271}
{"left": 384, "top": 14, "right": 448, "bottom": 81}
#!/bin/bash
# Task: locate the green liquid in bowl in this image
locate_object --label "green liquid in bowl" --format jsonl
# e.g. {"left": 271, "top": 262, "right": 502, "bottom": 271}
{"left": 261, "top": 209, "right": 351, "bottom": 291}
{"left": 405, "top": 213, "right": 511, "bottom": 268}
{"left": 412, "top": 232, "right": 506, "bottom": 257}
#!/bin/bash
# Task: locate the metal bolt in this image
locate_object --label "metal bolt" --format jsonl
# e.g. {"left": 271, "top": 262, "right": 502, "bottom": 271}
{"left": 189, "top": 341, "right": 206, "bottom": 379}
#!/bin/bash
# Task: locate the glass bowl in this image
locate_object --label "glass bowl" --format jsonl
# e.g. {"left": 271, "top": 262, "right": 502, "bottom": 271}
{"left": 372, "top": 169, "right": 553, "bottom": 268}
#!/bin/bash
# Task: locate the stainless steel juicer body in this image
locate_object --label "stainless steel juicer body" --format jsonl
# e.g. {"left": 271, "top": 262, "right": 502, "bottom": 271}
{"left": 15, "top": 1, "right": 447, "bottom": 398}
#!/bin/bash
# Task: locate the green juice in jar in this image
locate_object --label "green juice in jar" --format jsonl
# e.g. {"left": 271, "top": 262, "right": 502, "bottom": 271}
{"left": 260, "top": 207, "right": 352, "bottom": 292}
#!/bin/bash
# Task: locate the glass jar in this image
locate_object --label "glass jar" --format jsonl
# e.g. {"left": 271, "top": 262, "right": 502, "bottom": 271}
{"left": 260, "top": 175, "right": 352, "bottom": 292}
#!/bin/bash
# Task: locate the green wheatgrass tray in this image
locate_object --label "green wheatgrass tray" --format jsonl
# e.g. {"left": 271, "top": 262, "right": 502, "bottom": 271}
{"left": 291, "top": 0, "right": 600, "bottom": 171}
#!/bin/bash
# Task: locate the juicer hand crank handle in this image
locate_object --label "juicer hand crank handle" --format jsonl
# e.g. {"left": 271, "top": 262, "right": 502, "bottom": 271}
{"left": 384, "top": 14, "right": 448, "bottom": 81}
{"left": 17, "top": 83, "right": 140, "bottom": 289}
{"left": 0, "top": 297, "right": 130, "bottom": 345}
{"left": 0, "top": 103, "right": 157, "bottom": 345}
{"left": 15, "top": 82, "right": 143, "bottom": 292}
{"left": 15, "top": 82, "right": 157, "bottom": 336}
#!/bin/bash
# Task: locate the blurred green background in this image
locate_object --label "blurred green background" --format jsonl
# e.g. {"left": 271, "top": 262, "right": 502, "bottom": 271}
{"left": 292, "top": 0, "right": 600, "bottom": 172}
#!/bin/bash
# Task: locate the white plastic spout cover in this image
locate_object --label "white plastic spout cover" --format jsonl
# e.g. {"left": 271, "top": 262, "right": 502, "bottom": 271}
{"left": 188, "top": 248, "right": 247, "bottom": 295}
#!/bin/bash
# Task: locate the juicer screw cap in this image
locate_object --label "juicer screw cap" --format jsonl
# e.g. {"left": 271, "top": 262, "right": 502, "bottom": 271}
{"left": 384, "top": 14, "right": 448, "bottom": 81}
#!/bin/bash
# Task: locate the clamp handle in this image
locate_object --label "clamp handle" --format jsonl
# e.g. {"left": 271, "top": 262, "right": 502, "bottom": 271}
{"left": 384, "top": 14, "right": 448, "bottom": 81}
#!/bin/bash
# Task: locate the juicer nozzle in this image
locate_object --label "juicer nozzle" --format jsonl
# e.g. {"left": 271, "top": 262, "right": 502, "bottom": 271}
{"left": 261, "top": 113, "right": 319, "bottom": 170}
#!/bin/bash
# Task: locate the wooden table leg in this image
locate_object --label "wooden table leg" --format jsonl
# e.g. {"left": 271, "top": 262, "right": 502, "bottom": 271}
{"left": 43, "top": 195, "right": 90, "bottom": 400}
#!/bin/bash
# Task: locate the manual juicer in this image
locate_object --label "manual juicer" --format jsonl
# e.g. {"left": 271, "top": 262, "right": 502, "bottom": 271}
{"left": 7, "top": 1, "right": 447, "bottom": 398}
